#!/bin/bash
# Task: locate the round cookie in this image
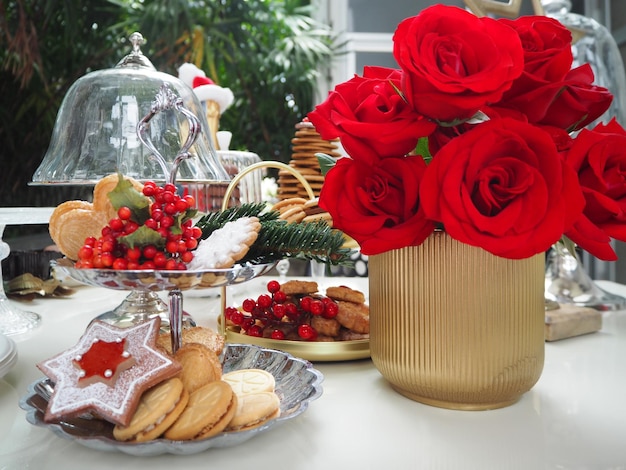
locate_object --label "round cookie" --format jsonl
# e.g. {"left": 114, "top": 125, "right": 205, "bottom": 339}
{"left": 53, "top": 208, "right": 108, "bottom": 260}
{"left": 49, "top": 200, "right": 93, "bottom": 243}
{"left": 164, "top": 380, "right": 237, "bottom": 440}
{"left": 113, "top": 377, "right": 189, "bottom": 442}
{"left": 222, "top": 369, "right": 275, "bottom": 396}
{"left": 174, "top": 343, "right": 223, "bottom": 394}
{"left": 226, "top": 391, "right": 281, "bottom": 431}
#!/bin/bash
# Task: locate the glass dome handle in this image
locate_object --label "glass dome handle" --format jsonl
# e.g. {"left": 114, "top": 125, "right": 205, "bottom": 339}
{"left": 136, "top": 83, "right": 201, "bottom": 185}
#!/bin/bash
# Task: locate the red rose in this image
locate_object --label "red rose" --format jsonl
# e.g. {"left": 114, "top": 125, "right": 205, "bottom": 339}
{"left": 493, "top": 16, "right": 573, "bottom": 122}
{"left": 420, "top": 118, "right": 584, "bottom": 259}
{"left": 541, "top": 64, "right": 613, "bottom": 131}
{"left": 564, "top": 119, "right": 626, "bottom": 260}
{"left": 393, "top": 5, "right": 524, "bottom": 123}
{"left": 318, "top": 155, "right": 435, "bottom": 255}
{"left": 308, "top": 66, "right": 435, "bottom": 165}
{"left": 499, "top": 16, "right": 573, "bottom": 83}
{"left": 495, "top": 64, "right": 612, "bottom": 132}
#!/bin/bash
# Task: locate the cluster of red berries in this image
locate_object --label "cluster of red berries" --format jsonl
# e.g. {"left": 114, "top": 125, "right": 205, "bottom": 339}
{"left": 224, "top": 280, "right": 339, "bottom": 341}
{"left": 75, "top": 181, "right": 202, "bottom": 270}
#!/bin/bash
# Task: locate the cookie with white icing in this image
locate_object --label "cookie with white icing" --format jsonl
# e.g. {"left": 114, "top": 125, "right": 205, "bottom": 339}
{"left": 187, "top": 216, "right": 261, "bottom": 270}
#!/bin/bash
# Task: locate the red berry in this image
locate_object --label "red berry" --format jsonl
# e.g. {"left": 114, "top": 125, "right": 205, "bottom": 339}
{"left": 298, "top": 324, "right": 317, "bottom": 341}
{"left": 242, "top": 298, "right": 257, "bottom": 313}
{"left": 112, "top": 258, "right": 128, "bottom": 270}
{"left": 300, "top": 296, "right": 312, "bottom": 312}
{"left": 271, "top": 329, "right": 285, "bottom": 340}
{"left": 310, "top": 299, "right": 325, "bottom": 316}
{"left": 247, "top": 325, "right": 263, "bottom": 337}
{"left": 109, "top": 218, "right": 124, "bottom": 231}
{"left": 273, "top": 290, "right": 287, "bottom": 303}
{"left": 78, "top": 246, "right": 94, "bottom": 260}
{"left": 117, "top": 206, "right": 132, "bottom": 220}
{"left": 272, "top": 303, "right": 286, "bottom": 319}
{"left": 163, "top": 183, "right": 177, "bottom": 194}
{"left": 126, "top": 247, "right": 141, "bottom": 262}
{"left": 257, "top": 294, "right": 272, "bottom": 309}
{"left": 142, "top": 245, "right": 158, "bottom": 259}
{"left": 267, "top": 280, "right": 280, "bottom": 293}
{"left": 323, "top": 301, "right": 339, "bottom": 319}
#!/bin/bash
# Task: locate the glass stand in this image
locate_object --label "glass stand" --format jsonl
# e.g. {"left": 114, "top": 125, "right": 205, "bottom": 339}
{"left": 0, "top": 224, "right": 41, "bottom": 335}
{"left": 545, "top": 244, "right": 626, "bottom": 311}
{"left": 0, "top": 208, "right": 54, "bottom": 336}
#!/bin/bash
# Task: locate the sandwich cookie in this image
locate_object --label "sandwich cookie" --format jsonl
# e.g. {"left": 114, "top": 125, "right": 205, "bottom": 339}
{"left": 226, "top": 391, "right": 281, "bottom": 431}
{"left": 222, "top": 369, "right": 276, "bottom": 396}
{"left": 113, "top": 377, "right": 188, "bottom": 442}
{"left": 164, "top": 381, "right": 237, "bottom": 440}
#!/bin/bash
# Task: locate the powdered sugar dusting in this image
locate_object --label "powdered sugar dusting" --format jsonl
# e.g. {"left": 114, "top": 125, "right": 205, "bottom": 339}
{"left": 37, "top": 318, "right": 181, "bottom": 426}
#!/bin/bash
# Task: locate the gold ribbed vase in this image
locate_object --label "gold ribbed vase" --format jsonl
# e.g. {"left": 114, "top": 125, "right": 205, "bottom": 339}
{"left": 368, "top": 231, "right": 545, "bottom": 410}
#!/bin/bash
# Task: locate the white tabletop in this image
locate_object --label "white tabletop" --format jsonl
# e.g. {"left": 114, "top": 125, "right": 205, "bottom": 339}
{"left": 1, "top": 276, "right": 625, "bottom": 470}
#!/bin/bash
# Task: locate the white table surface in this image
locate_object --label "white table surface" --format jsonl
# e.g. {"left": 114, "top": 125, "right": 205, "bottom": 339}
{"left": 1, "top": 276, "right": 625, "bottom": 470}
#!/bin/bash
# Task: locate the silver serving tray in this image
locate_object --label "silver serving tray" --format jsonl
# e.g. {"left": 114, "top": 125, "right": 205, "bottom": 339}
{"left": 20, "top": 344, "right": 323, "bottom": 456}
{"left": 52, "top": 258, "right": 276, "bottom": 291}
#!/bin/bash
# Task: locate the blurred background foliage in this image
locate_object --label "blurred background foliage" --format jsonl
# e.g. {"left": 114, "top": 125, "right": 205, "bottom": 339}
{"left": 0, "top": 0, "right": 335, "bottom": 219}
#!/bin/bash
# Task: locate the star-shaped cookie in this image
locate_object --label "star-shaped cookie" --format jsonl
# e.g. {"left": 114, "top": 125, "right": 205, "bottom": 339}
{"left": 37, "top": 317, "right": 181, "bottom": 426}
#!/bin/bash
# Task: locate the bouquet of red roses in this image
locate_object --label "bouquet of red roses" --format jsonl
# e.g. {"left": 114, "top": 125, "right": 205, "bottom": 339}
{"left": 309, "top": 4, "right": 626, "bottom": 261}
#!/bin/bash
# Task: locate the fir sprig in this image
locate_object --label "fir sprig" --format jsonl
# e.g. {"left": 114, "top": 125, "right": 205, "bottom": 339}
{"left": 195, "top": 203, "right": 355, "bottom": 266}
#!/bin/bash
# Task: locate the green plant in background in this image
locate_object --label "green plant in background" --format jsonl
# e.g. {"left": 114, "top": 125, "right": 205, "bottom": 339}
{"left": 120, "top": 0, "right": 335, "bottom": 161}
{"left": 0, "top": 0, "right": 335, "bottom": 216}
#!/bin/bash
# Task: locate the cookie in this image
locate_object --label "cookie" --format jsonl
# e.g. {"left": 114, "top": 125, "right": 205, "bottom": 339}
{"left": 222, "top": 369, "right": 276, "bottom": 396}
{"left": 51, "top": 208, "right": 108, "bottom": 260}
{"left": 280, "top": 280, "right": 318, "bottom": 295}
{"left": 93, "top": 173, "right": 145, "bottom": 221}
{"left": 278, "top": 205, "right": 306, "bottom": 223}
{"left": 226, "top": 391, "right": 281, "bottom": 431}
{"left": 311, "top": 316, "right": 341, "bottom": 337}
{"left": 174, "top": 343, "right": 223, "bottom": 394}
{"left": 157, "top": 326, "right": 225, "bottom": 356}
{"left": 113, "top": 377, "right": 189, "bottom": 442}
{"left": 37, "top": 318, "right": 182, "bottom": 427}
{"left": 48, "top": 200, "right": 93, "bottom": 243}
{"left": 186, "top": 216, "right": 261, "bottom": 269}
{"left": 326, "top": 286, "right": 366, "bottom": 304}
{"left": 336, "top": 300, "right": 370, "bottom": 334}
{"left": 272, "top": 197, "right": 307, "bottom": 212}
{"left": 164, "top": 380, "right": 237, "bottom": 440}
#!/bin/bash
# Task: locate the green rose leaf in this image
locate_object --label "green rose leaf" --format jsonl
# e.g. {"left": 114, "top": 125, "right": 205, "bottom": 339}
{"left": 316, "top": 153, "right": 337, "bottom": 176}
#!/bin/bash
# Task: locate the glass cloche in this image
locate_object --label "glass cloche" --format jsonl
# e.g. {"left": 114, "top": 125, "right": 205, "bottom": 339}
{"left": 31, "top": 32, "right": 230, "bottom": 185}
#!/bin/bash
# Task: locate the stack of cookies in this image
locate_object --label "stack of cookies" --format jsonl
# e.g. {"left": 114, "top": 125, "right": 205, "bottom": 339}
{"left": 277, "top": 119, "right": 341, "bottom": 200}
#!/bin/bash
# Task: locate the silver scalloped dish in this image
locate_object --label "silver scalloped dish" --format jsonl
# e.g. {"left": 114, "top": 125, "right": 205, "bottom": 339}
{"left": 20, "top": 343, "right": 324, "bottom": 456}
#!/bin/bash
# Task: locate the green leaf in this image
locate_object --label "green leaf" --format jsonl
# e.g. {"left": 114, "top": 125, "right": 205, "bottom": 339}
{"left": 316, "top": 153, "right": 337, "bottom": 176}
{"left": 118, "top": 225, "right": 165, "bottom": 249}
{"left": 107, "top": 174, "right": 151, "bottom": 224}
{"left": 415, "top": 137, "right": 432, "bottom": 164}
